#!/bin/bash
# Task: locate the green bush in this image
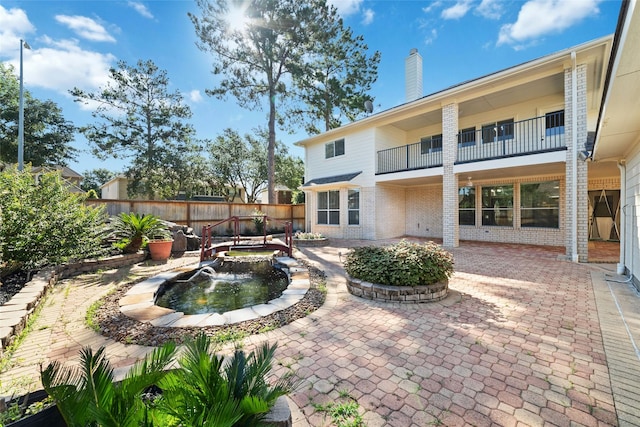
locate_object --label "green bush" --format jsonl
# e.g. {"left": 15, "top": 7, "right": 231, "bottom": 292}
{"left": 343, "top": 239, "right": 454, "bottom": 287}
{"left": 109, "top": 212, "right": 170, "bottom": 253}
{"left": 0, "top": 167, "right": 108, "bottom": 273}
{"left": 41, "top": 333, "right": 297, "bottom": 427}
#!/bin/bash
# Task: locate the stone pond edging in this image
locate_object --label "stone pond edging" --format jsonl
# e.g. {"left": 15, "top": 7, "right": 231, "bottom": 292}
{"left": 119, "top": 256, "right": 310, "bottom": 328}
{"left": 346, "top": 275, "right": 449, "bottom": 302}
{"left": 0, "top": 252, "right": 146, "bottom": 354}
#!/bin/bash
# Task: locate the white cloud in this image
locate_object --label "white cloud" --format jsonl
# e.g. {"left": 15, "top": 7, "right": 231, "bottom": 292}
{"left": 441, "top": 0, "right": 473, "bottom": 20}
{"left": 362, "top": 8, "right": 374, "bottom": 25}
{"left": 6, "top": 36, "right": 115, "bottom": 103}
{"left": 55, "top": 15, "right": 115, "bottom": 42}
{"left": 327, "top": 0, "right": 373, "bottom": 24}
{"left": 128, "top": 2, "right": 154, "bottom": 19}
{"left": 0, "top": 5, "right": 36, "bottom": 56}
{"left": 327, "top": 0, "right": 362, "bottom": 16}
{"left": 189, "top": 90, "right": 203, "bottom": 103}
{"left": 498, "top": 0, "right": 601, "bottom": 46}
{"left": 422, "top": 1, "right": 443, "bottom": 14}
{"left": 424, "top": 29, "right": 438, "bottom": 45}
{"left": 476, "top": 0, "right": 503, "bottom": 20}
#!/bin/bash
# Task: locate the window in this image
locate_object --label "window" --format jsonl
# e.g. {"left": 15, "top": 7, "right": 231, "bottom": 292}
{"left": 545, "top": 110, "right": 565, "bottom": 136}
{"left": 481, "top": 185, "right": 513, "bottom": 226}
{"left": 348, "top": 189, "right": 360, "bottom": 225}
{"left": 317, "top": 190, "right": 340, "bottom": 225}
{"left": 325, "top": 139, "right": 345, "bottom": 158}
{"left": 521, "top": 181, "right": 560, "bottom": 228}
{"left": 458, "top": 127, "right": 476, "bottom": 147}
{"left": 459, "top": 186, "right": 475, "bottom": 226}
{"left": 481, "top": 119, "right": 514, "bottom": 143}
{"left": 420, "top": 134, "right": 443, "bottom": 154}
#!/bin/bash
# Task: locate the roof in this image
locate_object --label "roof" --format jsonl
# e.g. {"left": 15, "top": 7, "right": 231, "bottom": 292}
{"left": 31, "top": 165, "right": 83, "bottom": 179}
{"left": 302, "top": 172, "right": 362, "bottom": 187}
{"left": 295, "top": 35, "right": 612, "bottom": 147}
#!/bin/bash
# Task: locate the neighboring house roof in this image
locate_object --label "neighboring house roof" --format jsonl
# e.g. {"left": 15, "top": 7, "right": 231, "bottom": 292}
{"left": 302, "top": 172, "right": 362, "bottom": 187}
{"left": 99, "top": 175, "right": 128, "bottom": 189}
{"left": 30, "top": 165, "right": 84, "bottom": 193}
{"left": 31, "top": 165, "right": 83, "bottom": 179}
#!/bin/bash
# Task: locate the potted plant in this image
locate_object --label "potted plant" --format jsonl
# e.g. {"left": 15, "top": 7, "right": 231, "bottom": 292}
{"left": 109, "top": 212, "right": 171, "bottom": 254}
{"left": 147, "top": 236, "right": 173, "bottom": 261}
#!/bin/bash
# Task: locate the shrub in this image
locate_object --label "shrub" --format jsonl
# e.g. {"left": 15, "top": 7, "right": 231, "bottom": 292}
{"left": 294, "top": 231, "right": 325, "bottom": 240}
{"left": 41, "top": 333, "right": 296, "bottom": 427}
{"left": 109, "top": 212, "right": 170, "bottom": 253}
{"left": 343, "top": 240, "right": 454, "bottom": 287}
{"left": 0, "top": 167, "right": 108, "bottom": 273}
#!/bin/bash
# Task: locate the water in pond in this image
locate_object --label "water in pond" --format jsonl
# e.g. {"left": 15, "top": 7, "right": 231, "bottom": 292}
{"left": 156, "top": 261, "right": 289, "bottom": 315}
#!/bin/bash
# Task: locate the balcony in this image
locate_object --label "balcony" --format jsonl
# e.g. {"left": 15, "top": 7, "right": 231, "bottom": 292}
{"left": 376, "top": 113, "right": 566, "bottom": 175}
{"left": 377, "top": 141, "right": 443, "bottom": 174}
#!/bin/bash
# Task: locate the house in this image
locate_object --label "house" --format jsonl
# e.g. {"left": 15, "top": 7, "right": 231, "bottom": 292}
{"left": 297, "top": 24, "right": 624, "bottom": 262}
{"left": 591, "top": 0, "right": 640, "bottom": 282}
{"left": 100, "top": 176, "right": 129, "bottom": 200}
{"left": 256, "top": 185, "right": 295, "bottom": 204}
{"left": 31, "top": 165, "right": 84, "bottom": 193}
{"left": 100, "top": 175, "right": 246, "bottom": 202}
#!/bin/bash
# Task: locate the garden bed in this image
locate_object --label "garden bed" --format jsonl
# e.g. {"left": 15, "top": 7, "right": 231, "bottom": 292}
{"left": 346, "top": 276, "right": 448, "bottom": 302}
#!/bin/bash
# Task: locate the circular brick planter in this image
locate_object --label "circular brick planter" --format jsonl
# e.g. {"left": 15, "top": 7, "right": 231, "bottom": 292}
{"left": 346, "top": 275, "right": 448, "bottom": 303}
{"left": 293, "top": 238, "right": 328, "bottom": 247}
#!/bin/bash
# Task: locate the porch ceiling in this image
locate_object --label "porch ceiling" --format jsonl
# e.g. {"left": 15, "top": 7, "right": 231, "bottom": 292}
{"left": 391, "top": 73, "right": 566, "bottom": 132}
{"left": 376, "top": 161, "right": 568, "bottom": 187}
{"left": 593, "top": 2, "right": 640, "bottom": 162}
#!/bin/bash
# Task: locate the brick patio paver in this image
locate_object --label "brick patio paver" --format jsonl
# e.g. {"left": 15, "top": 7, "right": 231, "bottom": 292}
{"left": 1, "top": 240, "right": 639, "bottom": 426}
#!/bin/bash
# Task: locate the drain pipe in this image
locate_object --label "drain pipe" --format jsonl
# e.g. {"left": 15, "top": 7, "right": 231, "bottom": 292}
{"left": 618, "top": 161, "right": 626, "bottom": 274}
{"left": 571, "top": 51, "right": 579, "bottom": 262}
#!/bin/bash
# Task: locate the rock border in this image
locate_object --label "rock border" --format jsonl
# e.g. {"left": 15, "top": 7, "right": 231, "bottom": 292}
{"left": 119, "top": 257, "right": 310, "bottom": 328}
{"left": 0, "top": 252, "right": 146, "bottom": 355}
{"left": 293, "top": 238, "right": 328, "bottom": 247}
{"left": 346, "top": 275, "right": 448, "bottom": 302}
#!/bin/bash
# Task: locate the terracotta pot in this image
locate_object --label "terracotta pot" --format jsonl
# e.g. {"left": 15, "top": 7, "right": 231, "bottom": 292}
{"left": 147, "top": 240, "right": 173, "bottom": 261}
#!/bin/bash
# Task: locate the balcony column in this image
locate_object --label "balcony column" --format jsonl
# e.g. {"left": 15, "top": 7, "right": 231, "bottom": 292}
{"left": 564, "top": 60, "right": 589, "bottom": 261}
{"left": 442, "top": 102, "right": 459, "bottom": 248}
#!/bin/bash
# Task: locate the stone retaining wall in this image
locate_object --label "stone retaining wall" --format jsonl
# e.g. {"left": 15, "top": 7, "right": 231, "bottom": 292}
{"left": 346, "top": 276, "right": 448, "bottom": 302}
{"left": 0, "top": 253, "right": 146, "bottom": 354}
{"left": 293, "top": 238, "right": 328, "bottom": 247}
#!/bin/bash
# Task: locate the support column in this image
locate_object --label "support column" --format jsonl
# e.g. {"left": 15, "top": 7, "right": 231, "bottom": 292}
{"left": 564, "top": 61, "right": 589, "bottom": 261}
{"left": 442, "top": 103, "right": 459, "bottom": 248}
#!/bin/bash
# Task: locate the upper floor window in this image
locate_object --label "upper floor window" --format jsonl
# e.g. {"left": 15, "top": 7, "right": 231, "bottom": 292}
{"left": 318, "top": 190, "right": 340, "bottom": 225}
{"left": 481, "top": 119, "right": 514, "bottom": 143}
{"left": 521, "top": 181, "right": 560, "bottom": 228}
{"left": 420, "top": 134, "right": 443, "bottom": 154}
{"left": 545, "top": 110, "right": 565, "bottom": 136}
{"left": 481, "top": 185, "right": 513, "bottom": 226}
{"left": 325, "top": 139, "right": 345, "bottom": 159}
{"left": 458, "top": 127, "right": 476, "bottom": 147}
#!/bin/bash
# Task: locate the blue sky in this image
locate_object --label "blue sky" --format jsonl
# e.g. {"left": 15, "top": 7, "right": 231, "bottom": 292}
{"left": 0, "top": 0, "right": 622, "bottom": 176}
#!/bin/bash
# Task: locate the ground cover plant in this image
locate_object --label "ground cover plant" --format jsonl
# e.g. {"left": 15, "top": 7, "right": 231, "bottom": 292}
{"left": 343, "top": 239, "right": 454, "bottom": 287}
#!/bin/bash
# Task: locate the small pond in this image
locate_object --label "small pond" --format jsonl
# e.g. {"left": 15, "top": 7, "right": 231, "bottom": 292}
{"left": 155, "top": 260, "right": 289, "bottom": 315}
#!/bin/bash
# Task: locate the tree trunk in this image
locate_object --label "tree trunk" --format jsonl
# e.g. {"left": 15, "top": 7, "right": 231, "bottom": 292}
{"left": 267, "top": 87, "right": 276, "bottom": 204}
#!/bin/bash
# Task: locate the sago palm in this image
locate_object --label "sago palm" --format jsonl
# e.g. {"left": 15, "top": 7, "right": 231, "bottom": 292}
{"left": 110, "top": 212, "right": 170, "bottom": 253}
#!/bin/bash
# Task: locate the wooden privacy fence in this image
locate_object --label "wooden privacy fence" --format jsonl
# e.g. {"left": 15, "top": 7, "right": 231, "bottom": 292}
{"left": 85, "top": 200, "right": 305, "bottom": 236}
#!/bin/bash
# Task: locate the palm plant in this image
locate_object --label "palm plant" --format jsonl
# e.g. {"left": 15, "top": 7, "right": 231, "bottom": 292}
{"left": 157, "top": 334, "right": 298, "bottom": 427}
{"left": 109, "top": 212, "right": 171, "bottom": 254}
{"left": 40, "top": 343, "right": 177, "bottom": 427}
